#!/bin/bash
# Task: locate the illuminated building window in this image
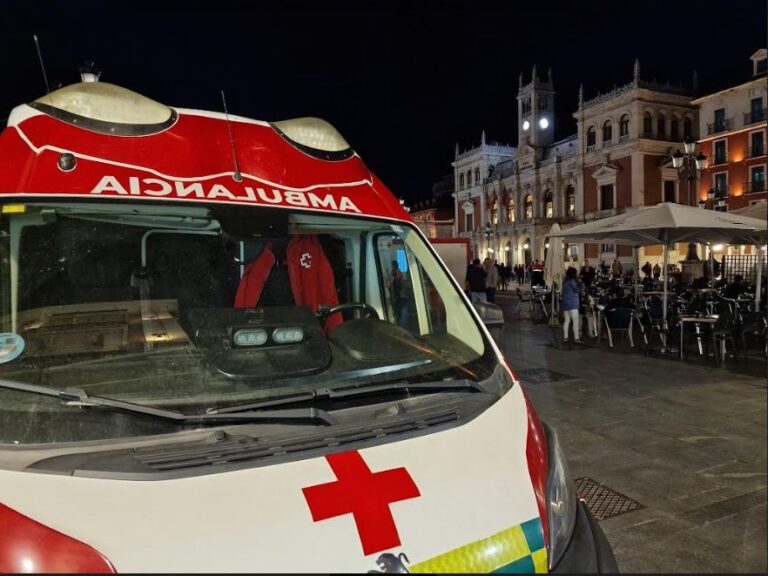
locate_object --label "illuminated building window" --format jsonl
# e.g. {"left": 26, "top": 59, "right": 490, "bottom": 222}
{"left": 507, "top": 198, "right": 516, "bottom": 222}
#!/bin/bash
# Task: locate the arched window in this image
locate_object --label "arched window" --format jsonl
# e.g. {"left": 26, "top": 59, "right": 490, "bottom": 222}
{"left": 566, "top": 185, "right": 576, "bottom": 217}
{"left": 683, "top": 117, "right": 693, "bottom": 139}
{"left": 459, "top": 173, "right": 464, "bottom": 189}
{"left": 657, "top": 114, "right": 666, "bottom": 138}
{"left": 619, "top": 114, "right": 630, "bottom": 139}
{"left": 475, "top": 167, "right": 481, "bottom": 183}
{"left": 544, "top": 190, "right": 554, "bottom": 217}
{"left": 506, "top": 197, "right": 516, "bottom": 222}
{"left": 643, "top": 112, "right": 652, "bottom": 136}
{"left": 586, "top": 126, "right": 596, "bottom": 149}
{"left": 670, "top": 116, "right": 679, "bottom": 141}
{"left": 524, "top": 194, "right": 533, "bottom": 219}
{"left": 602, "top": 120, "right": 613, "bottom": 145}
{"left": 490, "top": 199, "right": 498, "bottom": 225}
{"left": 467, "top": 170, "right": 472, "bottom": 186}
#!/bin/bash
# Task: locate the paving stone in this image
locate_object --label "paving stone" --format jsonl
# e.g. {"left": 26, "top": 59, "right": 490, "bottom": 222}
{"left": 498, "top": 304, "right": 767, "bottom": 573}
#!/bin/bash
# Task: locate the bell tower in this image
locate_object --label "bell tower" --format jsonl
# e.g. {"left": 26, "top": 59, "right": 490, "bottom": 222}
{"left": 517, "top": 65, "right": 556, "bottom": 149}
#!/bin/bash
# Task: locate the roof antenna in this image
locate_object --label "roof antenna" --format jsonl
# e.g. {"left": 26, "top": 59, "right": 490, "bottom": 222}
{"left": 220, "top": 90, "right": 242, "bottom": 182}
{"left": 32, "top": 35, "right": 51, "bottom": 97}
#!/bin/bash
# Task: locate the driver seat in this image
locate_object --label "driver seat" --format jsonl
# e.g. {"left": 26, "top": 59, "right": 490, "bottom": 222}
{"left": 234, "top": 234, "right": 343, "bottom": 331}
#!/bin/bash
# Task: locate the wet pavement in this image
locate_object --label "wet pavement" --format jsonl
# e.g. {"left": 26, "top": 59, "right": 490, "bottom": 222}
{"left": 495, "top": 292, "right": 767, "bottom": 573}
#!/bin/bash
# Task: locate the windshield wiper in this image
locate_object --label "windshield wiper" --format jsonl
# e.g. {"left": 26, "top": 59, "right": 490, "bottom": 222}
{"left": 0, "top": 378, "right": 336, "bottom": 426}
{"left": 208, "top": 379, "right": 486, "bottom": 415}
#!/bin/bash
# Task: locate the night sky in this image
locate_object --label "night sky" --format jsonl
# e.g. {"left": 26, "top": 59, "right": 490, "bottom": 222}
{"left": 2, "top": 0, "right": 765, "bottom": 203}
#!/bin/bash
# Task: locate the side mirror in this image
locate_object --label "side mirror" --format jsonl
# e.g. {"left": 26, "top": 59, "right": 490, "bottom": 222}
{"left": 472, "top": 301, "right": 504, "bottom": 345}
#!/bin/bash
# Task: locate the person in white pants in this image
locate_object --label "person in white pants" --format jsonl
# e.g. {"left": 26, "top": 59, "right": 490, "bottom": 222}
{"left": 561, "top": 267, "right": 582, "bottom": 343}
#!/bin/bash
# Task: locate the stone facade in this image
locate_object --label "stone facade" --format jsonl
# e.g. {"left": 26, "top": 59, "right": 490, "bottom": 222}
{"left": 452, "top": 61, "right": 702, "bottom": 269}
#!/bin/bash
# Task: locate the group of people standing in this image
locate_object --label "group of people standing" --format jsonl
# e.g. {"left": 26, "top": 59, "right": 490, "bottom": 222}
{"left": 465, "top": 259, "right": 550, "bottom": 303}
{"left": 465, "top": 258, "right": 499, "bottom": 303}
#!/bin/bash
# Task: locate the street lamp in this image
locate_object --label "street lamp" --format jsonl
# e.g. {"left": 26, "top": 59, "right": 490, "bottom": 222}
{"left": 700, "top": 187, "right": 728, "bottom": 212}
{"left": 670, "top": 138, "right": 706, "bottom": 206}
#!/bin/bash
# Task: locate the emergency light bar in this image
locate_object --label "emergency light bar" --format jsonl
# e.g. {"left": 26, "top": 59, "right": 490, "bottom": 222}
{"left": 29, "top": 82, "right": 176, "bottom": 136}
{"left": 272, "top": 117, "right": 353, "bottom": 161}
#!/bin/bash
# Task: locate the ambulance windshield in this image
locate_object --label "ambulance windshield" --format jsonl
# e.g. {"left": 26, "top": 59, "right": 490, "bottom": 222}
{"left": 0, "top": 201, "right": 500, "bottom": 444}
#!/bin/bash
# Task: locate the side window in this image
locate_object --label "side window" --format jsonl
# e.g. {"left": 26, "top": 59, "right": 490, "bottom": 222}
{"left": 375, "top": 235, "right": 446, "bottom": 335}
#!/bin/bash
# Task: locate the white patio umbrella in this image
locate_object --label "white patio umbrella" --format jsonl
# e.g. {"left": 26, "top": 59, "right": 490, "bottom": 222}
{"left": 544, "top": 223, "right": 566, "bottom": 322}
{"left": 731, "top": 200, "right": 767, "bottom": 221}
{"left": 551, "top": 202, "right": 767, "bottom": 328}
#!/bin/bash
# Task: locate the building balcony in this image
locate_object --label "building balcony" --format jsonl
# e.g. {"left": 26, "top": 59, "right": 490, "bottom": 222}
{"left": 709, "top": 156, "right": 729, "bottom": 167}
{"left": 744, "top": 110, "right": 766, "bottom": 125}
{"left": 618, "top": 133, "right": 630, "bottom": 143}
{"left": 707, "top": 118, "right": 733, "bottom": 135}
{"left": 747, "top": 145, "right": 766, "bottom": 158}
{"left": 712, "top": 186, "right": 729, "bottom": 199}
{"left": 746, "top": 180, "right": 766, "bottom": 193}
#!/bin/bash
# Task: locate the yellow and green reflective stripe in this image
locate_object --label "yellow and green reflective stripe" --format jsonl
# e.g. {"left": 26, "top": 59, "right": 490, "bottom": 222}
{"left": 410, "top": 518, "right": 547, "bottom": 574}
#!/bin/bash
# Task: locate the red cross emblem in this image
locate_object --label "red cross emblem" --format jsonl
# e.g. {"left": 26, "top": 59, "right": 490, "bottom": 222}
{"left": 302, "top": 450, "right": 421, "bottom": 556}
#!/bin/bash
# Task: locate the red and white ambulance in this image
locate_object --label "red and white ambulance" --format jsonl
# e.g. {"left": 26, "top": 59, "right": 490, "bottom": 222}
{"left": 0, "top": 80, "right": 617, "bottom": 573}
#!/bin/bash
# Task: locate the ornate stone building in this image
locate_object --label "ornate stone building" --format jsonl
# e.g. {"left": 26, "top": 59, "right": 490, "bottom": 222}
{"left": 453, "top": 62, "right": 700, "bottom": 268}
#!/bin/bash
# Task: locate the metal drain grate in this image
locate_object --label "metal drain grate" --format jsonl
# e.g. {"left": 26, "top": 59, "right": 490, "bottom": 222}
{"left": 574, "top": 477, "right": 642, "bottom": 520}
{"left": 516, "top": 368, "right": 577, "bottom": 385}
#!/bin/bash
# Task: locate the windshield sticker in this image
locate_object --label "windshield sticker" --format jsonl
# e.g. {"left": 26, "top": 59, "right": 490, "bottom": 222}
{"left": 390, "top": 225, "right": 403, "bottom": 234}
{"left": 0, "top": 333, "right": 25, "bottom": 364}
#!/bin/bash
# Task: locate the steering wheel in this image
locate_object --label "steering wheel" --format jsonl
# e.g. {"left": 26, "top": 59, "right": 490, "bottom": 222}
{"left": 319, "top": 302, "right": 379, "bottom": 320}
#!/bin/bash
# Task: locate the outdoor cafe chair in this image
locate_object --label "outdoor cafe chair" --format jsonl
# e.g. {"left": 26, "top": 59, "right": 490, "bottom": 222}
{"left": 514, "top": 287, "right": 534, "bottom": 318}
{"left": 734, "top": 309, "right": 766, "bottom": 360}
{"left": 602, "top": 307, "right": 635, "bottom": 348}
{"left": 712, "top": 302, "right": 738, "bottom": 366}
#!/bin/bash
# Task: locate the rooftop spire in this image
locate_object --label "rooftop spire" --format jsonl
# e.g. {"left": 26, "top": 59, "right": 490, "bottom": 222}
{"left": 578, "top": 84, "right": 584, "bottom": 108}
{"left": 547, "top": 67, "right": 553, "bottom": 85}
{"left": 633, "top": 59, "right": 640, "bottom": 85}
{"left": 532, "top": 64, "right": 538, "bottom": 83}
{"left": 481, "top": 130, "right": 486, "bottom": 145}
{"left": 454, "top": 142, "right": 459, "bottom": 158}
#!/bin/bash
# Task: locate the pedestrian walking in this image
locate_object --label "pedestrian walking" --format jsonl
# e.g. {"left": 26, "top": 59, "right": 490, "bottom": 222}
{"left": 641, "top": 261, "right": 652, "bottom": 278}
{"left": 465, "top": 258, "right": 487, "bottom": 302}
{"left": 561, "top": 267, "right": 581, "bottom": 343}
{"left": 484, "top": 257, "right": 498, "bottom": 303}
{"left": 611, "top": 258, "right": 623, "bottom": 278}
{"left": 579, "top": 259, "right": 596, "bottom": 291}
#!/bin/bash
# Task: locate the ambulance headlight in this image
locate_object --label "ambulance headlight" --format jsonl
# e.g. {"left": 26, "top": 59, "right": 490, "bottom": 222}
{"left": 545, "top": 426, "right": 578, "bottom": 569}
{"left": 272, "top": 327, "right": 304, "bottom": 345}
{"left": 233, "top": 329, "right": 268, "bottom": 347}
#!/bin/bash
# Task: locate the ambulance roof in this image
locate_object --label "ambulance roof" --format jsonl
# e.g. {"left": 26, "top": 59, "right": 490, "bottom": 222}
{"left": 0, "top": 82, "right": 410, "bottom": 221}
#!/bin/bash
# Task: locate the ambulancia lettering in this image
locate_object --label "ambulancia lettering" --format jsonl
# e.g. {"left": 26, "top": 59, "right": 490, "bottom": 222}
{"left": 89, "top": 175, "right": 362, "bottom": 213}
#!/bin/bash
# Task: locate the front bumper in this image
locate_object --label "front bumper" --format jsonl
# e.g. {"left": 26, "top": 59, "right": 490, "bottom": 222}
{"left": 552, "top": 499, "right": 619, "bottom": 574}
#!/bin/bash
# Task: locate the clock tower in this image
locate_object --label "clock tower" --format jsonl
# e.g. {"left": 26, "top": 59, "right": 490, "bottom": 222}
{"left": 517, "top": 65, "right": 555, "bottom": 149}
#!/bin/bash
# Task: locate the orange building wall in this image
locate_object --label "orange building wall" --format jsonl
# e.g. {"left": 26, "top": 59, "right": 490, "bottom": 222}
{"left": 700, "top": 127, "right": 767, "bottom": 210}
